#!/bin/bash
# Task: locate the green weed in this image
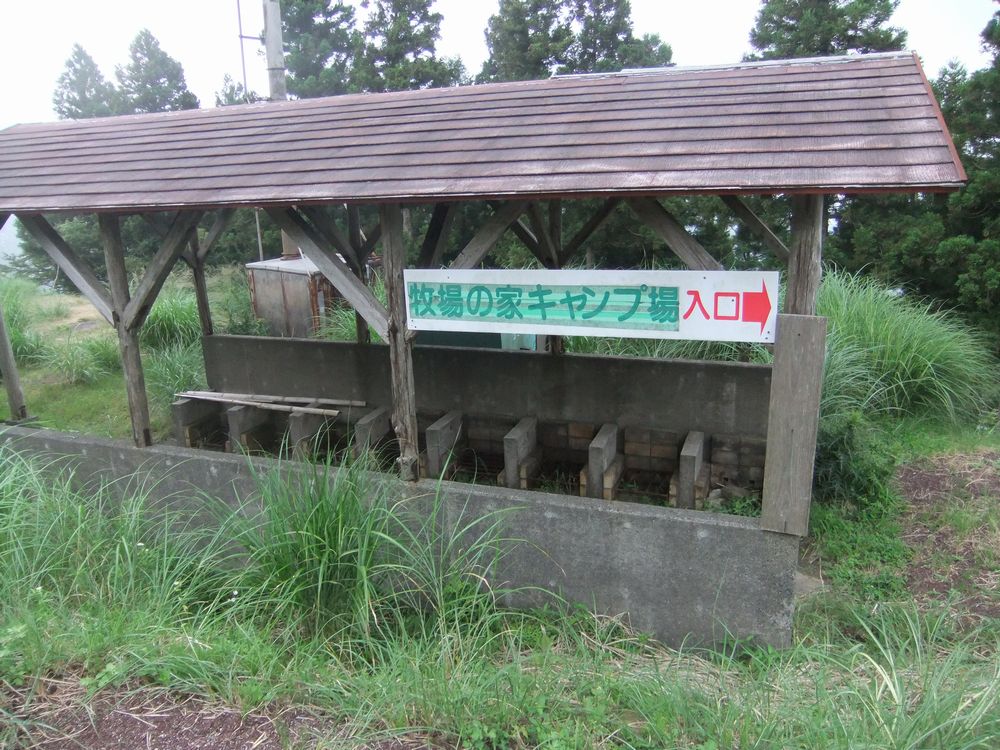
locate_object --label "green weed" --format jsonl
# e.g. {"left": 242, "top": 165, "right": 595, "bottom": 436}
{"left": 139, "top": 283, "right": 202, "bottom": 350}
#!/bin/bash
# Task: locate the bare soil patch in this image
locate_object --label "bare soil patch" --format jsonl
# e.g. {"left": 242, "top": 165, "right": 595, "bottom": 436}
{"left": 896, "top": 450, "right": 1000, "bottom": 623}
{"left": 4, "top": 676, "right": 437, "bottom": 750}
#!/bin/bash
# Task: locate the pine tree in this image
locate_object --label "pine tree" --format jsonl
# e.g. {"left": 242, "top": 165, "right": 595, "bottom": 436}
{"left": 283, "top": 0, "right": 358, "bottom": 98}
{"left": 562, "top": 0, "right": 672, "bottom": 74}
{"left": 115, "top": 29, "right": 200, "bottom": 113}
{"left": 352, "top": 0, "right": 464, "bottom": 93}
{"left": 52, "top": 44, "right": 118, "bottom": 119}
{"left": 747, "top": 0, "right": 906, "bottom": 60}
{"left": 215, "top": 74, "right": 262, "bottom": 106}
{"left": 478, "top": 0, "right": 574, "bottom": 83}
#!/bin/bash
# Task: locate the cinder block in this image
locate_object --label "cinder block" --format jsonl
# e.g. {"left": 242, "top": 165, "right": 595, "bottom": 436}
{"left": 713, "top": 434, "right": 740, "bottom": 453}
{"left": 569, "top": 421, "right": 595, "bottom": 439}
{"left": 624, "top": 440, "right": 651, "bottom": 457}
{"left": 624, "top": 427, "right": 651, "bottom": 443}
{"left": 712, "top": 449, "right": 739, "bottom": 466}
{"left": 650, "top": 442, "right": 676, "bottom": 459}
{"left": 626, "top": 455, "right": 651, "bottom": 471}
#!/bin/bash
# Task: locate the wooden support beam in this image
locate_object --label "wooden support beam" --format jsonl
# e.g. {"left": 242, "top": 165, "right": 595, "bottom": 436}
{"left": 677, "top": 431, "right": 706, "bottom": 510}
{"left": 0, "top": 303, "right": 27, "bottom": 421}
{"left": 510, "top": 217, "right": 549, "bottom": 265}
{"left": 344, "top": 206, "right": 372, "bottom": 344}
{"left": 560, "top": 198, "right": 620, "bottom": 266}
{"left": 197, "top": 208, "right": 236, "bottom": 264}
{"left": 188, "top": 234, "right": 214, "bottom": 337}
{"left": 381, "top": 204, "right": 420, "bottom": 481}
{"left": 785, "top": 195, "right": 825, "bottom": 315}
{"left": 425, "top": 410, "right": 464, "bottom": 479}
{"left": 361, "top": 223, "right": 382, "bottom": 258}
{"left": 527, "top": 203, "right": 560, "bottom": 267}
{"left": 503, "top": 417, "right": 538, "bottom": 489}
{"left": 266, "top": 207, "right": 389, "bottom": 340}
{"left": 300, "top": 205, "right": 359, "bottom": 271}
{"left": 417, "top": 203, "right": 456, "bottom": 268}
{"left": 352, "top": 406, "right": 391, "bottom": 459}
{"left": 124, "top": 210, "right": 204, "bottom": 331}
{"left": 761, "top": 314, "right": 827, "bottom": 537}
{"left": 99, "top": 214, "right": 152, "bottom": 448}
{"left": 17, "top": 214, "right": 113, "bottom": 324}
{"left": 548, "top": 200, "right": 562, "bottom": 257}
{"left": 720, "top": 196, "right": 789, "bottom": 262}
{"left": 450, "top": 200, "right": 529, "bottom": 269}
{"left": 627, "top": 198, "right": 723, "bottom": 271}
{"left": 585, "top": 423, "right": 620, "bottom": 499}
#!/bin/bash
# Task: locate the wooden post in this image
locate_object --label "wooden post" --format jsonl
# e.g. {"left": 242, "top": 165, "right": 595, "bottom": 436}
{"left": 0, "top": 303, "right": 27, "bottom": 421}
{"left": 760, "top": 314, "right": 827, "bottom": 537}
{"left": 785, "top": 195, "right": 824, "bottom": 315}
{"left": 99, "top": 214, "right": 153, "bottom": 447}
{"left": 188, "top": 233, "right": 214, "bottom": 337}
{"left": 381, "top": 204, "right": 420, "bottom": 481}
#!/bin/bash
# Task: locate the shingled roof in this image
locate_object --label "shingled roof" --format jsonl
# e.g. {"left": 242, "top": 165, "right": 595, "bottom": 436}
{"left": 0, "top": 51, "right": 965, "bottom": 213}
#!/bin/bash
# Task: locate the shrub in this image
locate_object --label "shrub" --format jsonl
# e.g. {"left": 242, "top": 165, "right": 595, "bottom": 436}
{"left": 217, "top": 270, "right": 267, "bottom": 336}
{"left": 144, "top": 340, "right": 206, "bottom": 410}
{"left": 38, "top": 338, "right": 108, "bottom": 385}
{"left": 140, "top": 284, "right": 201, "bottom": 350}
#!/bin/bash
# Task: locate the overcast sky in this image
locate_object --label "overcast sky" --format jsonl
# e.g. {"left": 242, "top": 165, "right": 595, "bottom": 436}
{"left": 0, "top": 0, "right": 996, "bottom": 131}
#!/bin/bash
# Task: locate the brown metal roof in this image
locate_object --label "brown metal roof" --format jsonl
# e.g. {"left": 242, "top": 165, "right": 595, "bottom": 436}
{"left": 0, "top": 51, "right": 966, "bottom": 213}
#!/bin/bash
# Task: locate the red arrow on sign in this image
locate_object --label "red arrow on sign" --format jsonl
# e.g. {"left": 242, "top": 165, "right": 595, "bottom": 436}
{"left": 741, "top": 281, "right": 772, "bottom": 333}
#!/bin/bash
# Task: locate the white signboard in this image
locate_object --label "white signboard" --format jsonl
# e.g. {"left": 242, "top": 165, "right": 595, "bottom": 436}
{"left": 404, "top": 269, "right": 779, "bottom": 343}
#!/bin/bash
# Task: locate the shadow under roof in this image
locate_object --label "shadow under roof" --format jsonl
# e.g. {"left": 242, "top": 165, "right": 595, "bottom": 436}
{"left": 0, "top": 51, "right": 966, "bottom": 214}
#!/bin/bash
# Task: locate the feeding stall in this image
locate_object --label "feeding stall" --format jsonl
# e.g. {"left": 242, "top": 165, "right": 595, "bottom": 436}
{"left": 0, "top": 52, "right": 965, "bottom": 646}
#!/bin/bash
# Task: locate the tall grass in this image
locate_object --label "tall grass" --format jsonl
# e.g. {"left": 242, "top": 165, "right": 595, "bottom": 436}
{"left": 314, "top": 275, "right": 386, "bottom": 343}
{"left": 818, "top": 271, "right": 998, "bottom": 422}
{"left": 144, "top": 340, "right": 207, "bottom": 410}
{"left": 1, "top": 447, "right": 998, "bottom": 747}
{"left": 0, "top": 276, "right": 47, "bottom": 362}
{"left": 139, "top": 283, "right": 202, "bottom": 350}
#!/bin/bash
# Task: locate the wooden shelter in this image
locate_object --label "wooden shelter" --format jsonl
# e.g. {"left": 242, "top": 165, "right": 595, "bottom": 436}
{"left": 0, "top": 52, "right": 965, "bottom": 493}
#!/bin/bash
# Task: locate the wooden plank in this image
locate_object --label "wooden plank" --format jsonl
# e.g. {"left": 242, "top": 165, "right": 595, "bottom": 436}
{"left": 99, "top": 213, "right": 152, "bottom": 447}
{"left": 560, "top": 198, "right": 620, "bottom": 265}
{"left": 0, "top": 303, "right": 27, "bottom": 421}
{"left": 761, "top": 314, "right": 827, "bottom": 537}
{"left": 16, "top": 214, "right": 113, "bottom": 324}
{"left": 628, "top": 198, "right": 723, "bottom": 271}
{"left": 450, "top": 200, "right": 529, "bottom": 269}
{"left": 720, "top": 195, "right": 790, "bottom": 262}
{"left": 179, "top": 390, "right": 363, "bottom": 407}
{"left": 425, "top": 410, "right": 464, "bottom": 479}
{"left": 266, "top": 207, "right": 389, "bottom": 340}
{"left": 586, "top": 423, "right": 619, "bottom": 499}
{"left": 677, "top": 431, "right": 706, "bottom": 510}
{"left": 504, "top": 417, "right": 537, "bottom": 490}
{"left": 785, "top": 195, "right": 825, "bottom": 315}
{"left": 381, "top": 203, "right": 420, "bottom": 481}
{"left": 346, "top": 206, "right": 372, "bottom": 344}
{"left": 124, "top": 210, "right": 204, "bottom": 331}
{"left": 417, "top": 203, "right": 456, "bottom": 268}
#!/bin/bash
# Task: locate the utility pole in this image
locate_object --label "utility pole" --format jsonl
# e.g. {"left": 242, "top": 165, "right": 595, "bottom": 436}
{"left": 263, "top": 0, "right": 299, "bottom": 259}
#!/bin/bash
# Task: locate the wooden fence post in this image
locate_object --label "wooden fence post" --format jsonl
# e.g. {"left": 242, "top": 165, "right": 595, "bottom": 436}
{"left": 785, "top": 195, "right": 824, "bottom": 315}
{"left": 760, "top": 314, "right": 827, "bottom": 536}
{"left": 381, "top": 204, "right": 420, "bottom": 481}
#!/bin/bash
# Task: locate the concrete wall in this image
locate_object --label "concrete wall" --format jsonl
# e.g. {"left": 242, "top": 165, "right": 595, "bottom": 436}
{"left": 203, "top": 337, "right": 772, "bottom": 439}
{"left": 0, "top": 425, "right": 798, "bottom": 648}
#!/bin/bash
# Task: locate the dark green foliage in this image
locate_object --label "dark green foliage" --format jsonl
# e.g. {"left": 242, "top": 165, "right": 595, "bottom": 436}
{"left": 282, "top": 0, "right": 358, "bottom": 97}
{"left": 114, "top": 29, "right": 200, "bottom": 114}
{"left": 561, "top": 0, "right": 672, "bottom": 74}
{"left": 52, "top": 44, "right": 117, "bottom": 119}
{"left": 478, "top": 0, "right": 575, "bottom": 82}
{"left": 352, "top": 0, "right": 464, "bottom": 92}
{"left": 747, "top": 0, "right": 906, "bottom": 60}
{"left": 214, "top": 74, "right": 262, "bottom": 106}
{"left": 813, "top": 411, "right": 895, "bottom": 507}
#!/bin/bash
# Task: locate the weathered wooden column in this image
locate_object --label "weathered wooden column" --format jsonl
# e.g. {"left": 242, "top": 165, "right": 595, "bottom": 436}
{"left": 0, "top": 303, "right": 27, "bottom": 421}
{"left": 380, "top": 203, "right": 419, "bottom": 480}
{"left": 785, "top": 195, "right": 824, "bottom": 315}
{"left": 99, "top": 214, "right": 153, "bottom": 447}
{"left": 188, "top": 233, "right": 214, "bottom": 337}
